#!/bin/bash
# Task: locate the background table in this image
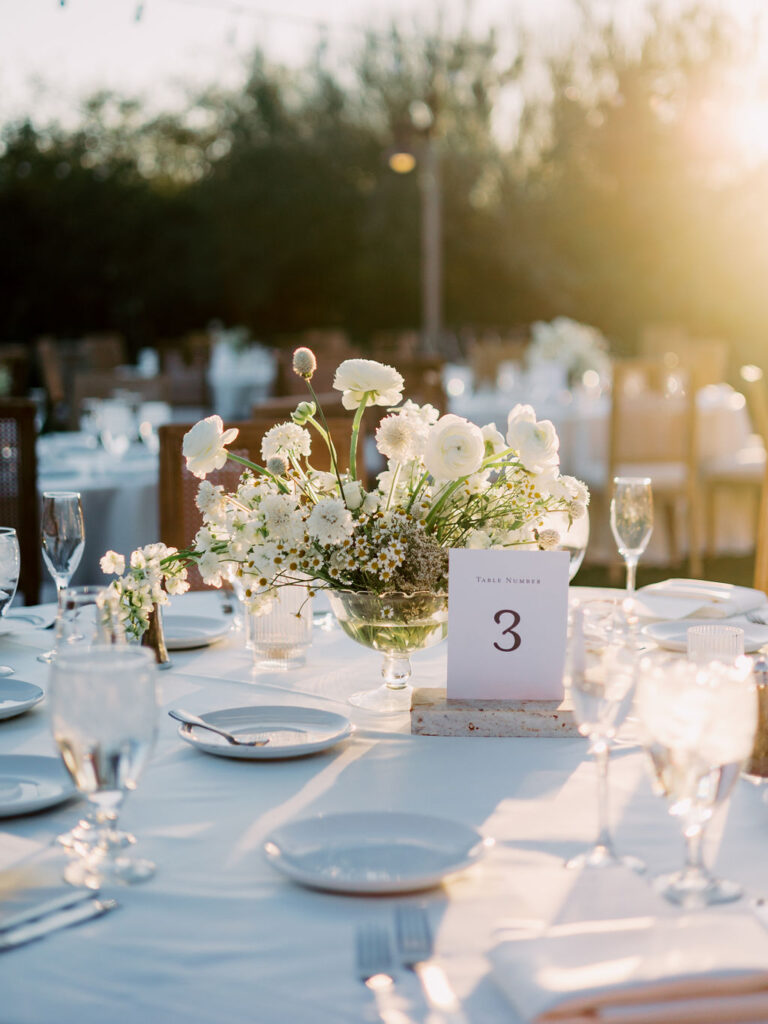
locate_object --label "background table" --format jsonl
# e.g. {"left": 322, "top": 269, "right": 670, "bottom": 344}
{"left": 37, "top": 434, "right": 159, "bottom": 586}
{"left": 1, "top": 589, "right": 766, "bottom": 1023}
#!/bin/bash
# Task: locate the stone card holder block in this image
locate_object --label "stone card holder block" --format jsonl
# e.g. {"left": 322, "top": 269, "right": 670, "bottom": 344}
{"left": 410, "top": 687, "right": 578, "bottom": 738}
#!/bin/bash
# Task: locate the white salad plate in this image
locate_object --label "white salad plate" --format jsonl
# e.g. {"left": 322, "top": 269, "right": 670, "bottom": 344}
{"left": 263, "top": 811, "right": 491, "bottom": 894}
{"left": 0, "top": 756, "right": 77, "bottom": 817}
{"left": 162, "top": 615, "right": 231, "bottom": 650}
{"left": 641, "top": 619, "right": 768, "bottom": 653}
{"left": 177, "top": 705, "right": 353, "bottom": 760}
{"left": 0, "top": 679, "right": 45, "bottom": 720}
{"left": 0, "top": 610, "right": 54, "bottom": 638}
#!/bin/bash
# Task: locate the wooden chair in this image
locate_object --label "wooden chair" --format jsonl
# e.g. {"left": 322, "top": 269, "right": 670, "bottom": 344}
{"left": 72, "top": 371, "right": 170, "bottom": 421}
{"left": 640, "top": 327, "right": 729, "bottom": 388}
{"left": 159, "top": 417, "right": 364, "bottom": 587}
{"left": 700, "top": 370, "right": 767, "bottom": 557}
{"left": 397, "top": 355, "right": 446, "bottom": 410}
{"left": 77, "top": 334, "right": 126, "bottom": 372}
{"left": 0, "top": 400, "right": 39, "bottom": 605}
{"left": 580, "top": 359, "right": 702, "bottom": 576}
{"left": 754, "top": 462, "right": 768, "bottom": 595}
{"left": 0, "top": 344, "right": 30, "bottom": 397}
{"left": 469, "top": 333, "right": 528, "bottom": 389}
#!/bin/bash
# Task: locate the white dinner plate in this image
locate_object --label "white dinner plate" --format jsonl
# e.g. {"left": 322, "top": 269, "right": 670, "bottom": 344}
{"left": 177, "top": 705, "right": 353, "bottom": 760}
{"left": 641, "top": 619, "right": 768, "bottom": 653}
{"left": 162, "top": 615, "right": 231, "bottom": 650}
{"left": 0, "top": 610, "right": 54, "bottom": 638}
{"left": 263, "top": 811, "right": 490, "bottom": 894}
{"left": 0, "top": 679, "right": 44, "bottom": 720}
{"left": 0, "top": 756, "right": 77, "bottom": 817}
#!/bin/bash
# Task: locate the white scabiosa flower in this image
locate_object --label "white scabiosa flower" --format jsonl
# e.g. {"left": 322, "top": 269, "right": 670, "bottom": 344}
{"left": 333, "top": 358, "right": 404, "bottom": 410}
{"left": 292, "top": 346, "right": 317, "bottom": 379}
{"left": 506, "top": 404, "right": 560, "bottom": 474}
{"left": 261, "top": 422, "right": 311, "bottom": 461}
{"left": 307, "top": 497, "right": 354, "bottom": 546}
{"left": 375, "top": 413, "right": 421, "bottom": 462}
{"left": 182, "top": 415, "right": 239, "bottom": 479}
{"left": 424, "top": 414, "right": 485, "bottom": 481}
{"left": 537, "top": 528, "right": 561, "bottom": 550}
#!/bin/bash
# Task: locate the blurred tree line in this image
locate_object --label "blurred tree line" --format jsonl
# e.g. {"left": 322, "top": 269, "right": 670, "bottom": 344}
{"left": 1, "top": 3, "right": 766, "bottom": 360}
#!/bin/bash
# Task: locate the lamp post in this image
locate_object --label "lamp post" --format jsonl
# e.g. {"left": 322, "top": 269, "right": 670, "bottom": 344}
{"left": 388, "top": 100, "right": 442, "bottom": 354}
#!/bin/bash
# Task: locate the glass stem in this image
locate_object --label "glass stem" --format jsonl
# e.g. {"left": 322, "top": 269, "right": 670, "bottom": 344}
{"left": 89, "top": 791, "right": 125, "bottom": 851}
{"left": 681, "top": 821, "right": 709, "bottom": 884}
{"left": 593, "top": 740, "right": 615, "bottom": 854}
{"left": 381, "top": 654, "right": 412, "bottom": 691}
{"left": 624, "top": 558, "right": 638, "bottom": 597}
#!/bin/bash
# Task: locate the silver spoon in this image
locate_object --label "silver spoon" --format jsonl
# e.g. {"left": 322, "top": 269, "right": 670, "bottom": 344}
{"left": 168, "top": 708, "right": 270, "bottom": 747}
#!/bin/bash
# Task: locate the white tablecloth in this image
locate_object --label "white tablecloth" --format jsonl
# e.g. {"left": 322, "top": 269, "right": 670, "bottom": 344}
{"left": 37, "top": 436, "right": 159, "bottom": 586}
{"left": 1, "top": 589, "right": 767, "bottom": 1023}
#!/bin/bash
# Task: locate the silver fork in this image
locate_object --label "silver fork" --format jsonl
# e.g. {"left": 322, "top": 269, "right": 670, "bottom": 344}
{"left": 356, "top": 923, "right": 395, "bottom": 989}
{"left": 395, "top": 905, "right": 467, "bottom": 1022}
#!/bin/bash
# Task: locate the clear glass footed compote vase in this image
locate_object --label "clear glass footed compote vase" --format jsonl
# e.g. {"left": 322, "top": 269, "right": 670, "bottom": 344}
{"left": 327, "top": 590, "right": 449, "bottom": 713}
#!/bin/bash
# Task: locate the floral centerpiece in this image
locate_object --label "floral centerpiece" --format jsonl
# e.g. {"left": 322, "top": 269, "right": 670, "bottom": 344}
{"left": 528, "top": 316, "right": 611, "bottom": 387}
{"left": 101, "top": 348, "right": 588, "bottom": 708}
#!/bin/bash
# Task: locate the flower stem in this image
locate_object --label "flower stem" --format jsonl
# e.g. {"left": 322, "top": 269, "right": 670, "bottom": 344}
{"left": 305, "top": 381, "right": 346, "bottom": 500}
{"left": 226, "top": 452, "right": 290, "bottom": 493}
{"left": 349, "top": 392, "right": 371, "bottom": 481}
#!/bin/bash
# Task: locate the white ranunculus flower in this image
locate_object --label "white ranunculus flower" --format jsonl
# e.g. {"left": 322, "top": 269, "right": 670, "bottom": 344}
{"left": 183, "top": 416, "right": 239, "bottom": 479}
{"left": 506, "top": 404, "right": 560, "bottom": 474}
{"left": 333, "top": 358, "right": 404, "bottom": 410}
{"left": 481, "top": 423, "right": 506, "bottom": 455}
{"left": 424, "top": 414, "right": 485, "bottom": 481}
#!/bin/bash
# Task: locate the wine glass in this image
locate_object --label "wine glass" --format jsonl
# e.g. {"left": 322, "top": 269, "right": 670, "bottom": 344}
{"left": 98, "top": 399, "right": 134, "bottom": 459}
{"left": 50, "top": 646, "right": 158, "bottom": 888}
{"left": 39, "top": 491, "right": 85, "bottom": 663}
{"left": 637, "top": 657, "right": 757, "bottom": 906}
{"left": 0, "top": 527, "right": 20, "bottom": 677}
{"left": 610, "top": 477, "right": 653, "bottom": 600}
{"left": 566, "top": 603, "right": 645, "bottom": 871}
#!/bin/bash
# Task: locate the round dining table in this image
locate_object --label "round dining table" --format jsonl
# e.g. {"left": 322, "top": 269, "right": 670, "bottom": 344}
{"left": 1, "top": 588, "right": 766, "bottom": 1023}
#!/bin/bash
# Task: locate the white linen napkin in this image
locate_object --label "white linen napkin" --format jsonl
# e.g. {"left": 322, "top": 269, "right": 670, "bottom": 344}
{"left": 490, "top": 913, "right": 768, "bottom": 1023}
{"left": 633, "top": 579, "right": 767, "bottom": 621}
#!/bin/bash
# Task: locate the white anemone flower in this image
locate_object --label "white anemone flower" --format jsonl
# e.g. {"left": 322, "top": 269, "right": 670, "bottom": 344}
{"left": 333, "top": 358, "right": 404, "bottom": 410}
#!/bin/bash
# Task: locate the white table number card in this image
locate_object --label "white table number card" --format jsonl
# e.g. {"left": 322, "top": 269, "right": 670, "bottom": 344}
{"left": 446, "top": 549, "right": 570, "bottom": 700}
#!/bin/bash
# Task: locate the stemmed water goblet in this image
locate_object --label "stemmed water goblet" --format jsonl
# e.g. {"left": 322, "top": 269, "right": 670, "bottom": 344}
{"left": 610, "top": 476, "right": 653, "bottom": 602}
{"left": 50, "top": 645, "right": 158, "bottom": 888}
{"left": 0, "top": 527, "right": 20, "bottom": 676}
{"left": 39, "top": 491, "right": 85, "bottom": 663}
{"left": 637, "top": 657, "right": 757, "bottom": 906}
{"left": 566, "top": 602, "right": 645, "bottom": 871}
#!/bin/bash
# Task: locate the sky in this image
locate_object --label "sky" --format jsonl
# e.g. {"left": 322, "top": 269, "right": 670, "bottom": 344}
{"left": 0, "top": 0, "right": 650, "bottom": 126}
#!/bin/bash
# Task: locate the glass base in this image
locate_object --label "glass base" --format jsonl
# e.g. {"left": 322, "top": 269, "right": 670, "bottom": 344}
{"left": 252, "top": 645, "right": 307, "bottom": 672}
{"left": 566, "top": 844, "right": 646, "bottom": 873}
{"left": 58, "top": 819, "right": 136, "bottom": 851}
{"left": 37, "top": 650, "right": 54, "bottom": 664}
{"left": 349, "top": 683, "right": 413, "bottom": 713}
{"left": 64, "top": 851, "right": 155, "bottom": 889}
{"left": 654, "top": 871, "right": 742, "bottom": 907}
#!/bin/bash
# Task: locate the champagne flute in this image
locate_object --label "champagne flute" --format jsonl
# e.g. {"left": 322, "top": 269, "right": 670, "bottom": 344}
{"left": 610, "top": 476, "right": 653, "bottom": 600}
{"left": 0, "top": 528, "right": 20, "bottom": 676}
{"left": 50, "top": 646, "right": 158, "bottom": 888}
{"left": 637, "top": 657, "right": 756, "bottom": 906}
{"left": 39, "top": 491, "right": 85, "bottom": 663}
{"left": 566, "top": 603, "right": 645, "bottom": 871}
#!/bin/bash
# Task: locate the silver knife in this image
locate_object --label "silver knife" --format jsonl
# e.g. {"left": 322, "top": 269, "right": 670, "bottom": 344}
{"left": 0, "top": 897, "right": 118, "bottom": 951}
{"left": 0, "top": 890, "right": 95, "bottom": 933}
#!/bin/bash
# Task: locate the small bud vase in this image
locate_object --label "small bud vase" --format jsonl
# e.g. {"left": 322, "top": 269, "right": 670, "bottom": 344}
{"left": 141, "top": 602, "right": 171, "bottom": 669}
{"left": 250, "top": 584, "right": 312, "bottom": 671}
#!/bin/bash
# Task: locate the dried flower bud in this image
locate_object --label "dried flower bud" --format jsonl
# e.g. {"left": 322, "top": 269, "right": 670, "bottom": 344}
{"left": 569, "top": 500, "right": 587, "bottom": 520}
{"left": 292, "top": 347, "right": 317, "bottom": 379}
{"left": 291, "top": 401, "right": 316, "bottom": 425}
{"left": 266, "top": 455, "right": 289, "bottom": 476}
{"left": 537, "top": 528, "right": 560, "bottom": 551}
